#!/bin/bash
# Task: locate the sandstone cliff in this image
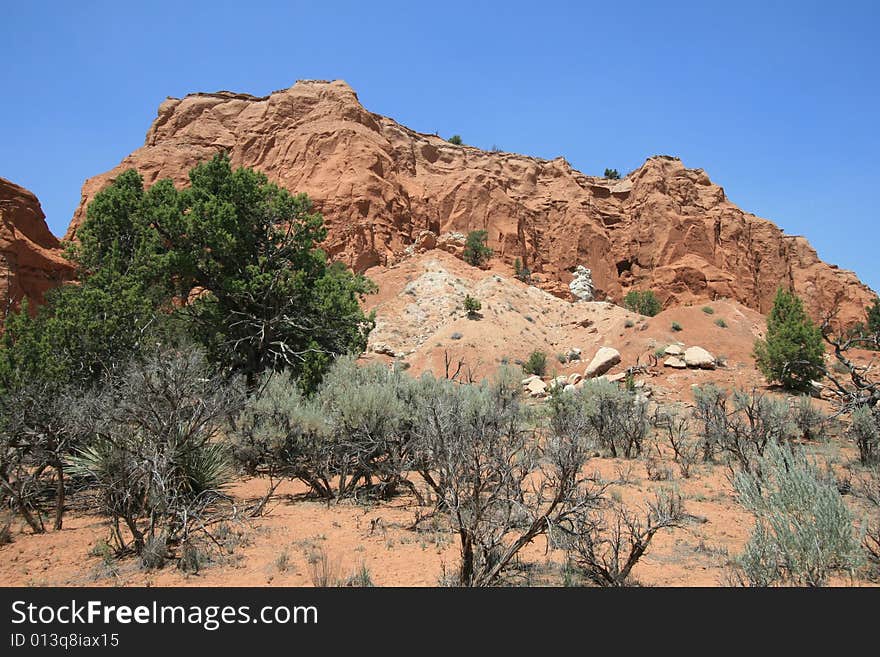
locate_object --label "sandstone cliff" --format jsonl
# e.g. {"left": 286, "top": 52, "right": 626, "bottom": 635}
{"left": 64, "top": 79, "right": 874, "bottom": 324}
{"left": 0, "top": 177, "right": 74, "bottom": 311}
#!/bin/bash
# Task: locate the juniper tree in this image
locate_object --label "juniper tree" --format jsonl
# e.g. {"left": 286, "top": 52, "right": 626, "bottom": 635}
{"left": 753, "top": 288, "right": 824, "bottom": 392}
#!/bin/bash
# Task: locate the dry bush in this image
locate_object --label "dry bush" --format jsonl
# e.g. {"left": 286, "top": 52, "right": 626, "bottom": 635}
{"left": 691, "top": 386, "right": 794, "bottom": 474}
{"left": 69, "top": 346, "right": 241, "bottom": 558}
{"left": 412, "top": 366, "right": 607, "bottom": 586}
{"left": 0, "top": 383, "right": 90, "bottom": 533}
{"left": 553, "top": 379, "right": 649, "bottom": 459}
{"left": 560, "top": 488, "right": 687, "bottom": 587}
{"left": 652, "top": 406, "right": 699, "bottom": 478}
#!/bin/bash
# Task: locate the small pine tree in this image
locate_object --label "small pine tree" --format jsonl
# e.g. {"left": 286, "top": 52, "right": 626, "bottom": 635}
{"left": 753, "top": 288, "right": 824, "bottom": 392}
{"left": 464, "top": 295, "right": 482, "bottom": 318}
{"left": 604, "top": 168, "right": 621, "bottom": 180}
{"left": 448, "top": 135, "right": 463, "bottom": 145}
{"left": 462, "top": 230, "right": 493, "bottom": 267}
{"left": 513, "top": 257, "right": 531, "bottom": 283}
{"left": 523, "top": 350, "right": 547, "bottom": 377}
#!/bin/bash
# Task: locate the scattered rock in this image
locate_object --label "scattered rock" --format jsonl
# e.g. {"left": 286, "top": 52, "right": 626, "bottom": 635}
{"left": 684, "top": 346, "right": 716, "bottom": 369}
{"left": 372, "top": 343, "right": 399, "bottom": 357}
{"left": 584, "top": 346, "right": 621, "bottom": 378}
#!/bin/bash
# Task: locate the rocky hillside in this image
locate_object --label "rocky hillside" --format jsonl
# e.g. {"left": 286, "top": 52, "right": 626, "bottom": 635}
{"left": 59, "top": 79, "right": 874, "bottom": 325}
{"left": 0, "top": 177, "right": 74, "bottom": 311}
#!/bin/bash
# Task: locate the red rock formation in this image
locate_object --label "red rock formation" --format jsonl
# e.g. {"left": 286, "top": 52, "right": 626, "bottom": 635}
{"left": 0, "top": 177, "right": 74, "bottom": 312}
{"left": 65, "top": 80, "right": 875, "bottom": 325}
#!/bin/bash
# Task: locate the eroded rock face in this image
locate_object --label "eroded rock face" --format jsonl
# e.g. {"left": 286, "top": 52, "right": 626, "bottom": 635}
{"left": 64, "top": 80, "right": 875, "bottom": 325}
{"left": 0, "top": 177, "right": 73, "bottom": 311}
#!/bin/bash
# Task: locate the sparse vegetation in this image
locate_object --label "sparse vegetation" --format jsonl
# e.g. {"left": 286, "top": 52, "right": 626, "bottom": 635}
{"left": 702, "top": 306, "right": 715, "bottom": 314}
{"left": 715, "top": 318, "right": 727, "bottom": 328}
{"left": 464, "top": 295, "right": 482, "bottom": 318}
{"left": 447, "top": 135, "right": 463, "bottom": 145}
{"left": 671, "top": 322, "right": 683, "bottom": 332}
{"left": 623, "top": 290, "right": 661, "bottom": 317}
{"left": 603, "top": 168, "right": 621, "bottom": 180}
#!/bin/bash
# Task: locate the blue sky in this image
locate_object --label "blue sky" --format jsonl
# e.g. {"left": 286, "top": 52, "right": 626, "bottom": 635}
{"left": 2, "top": 1, "right": 878, "bottom": 292}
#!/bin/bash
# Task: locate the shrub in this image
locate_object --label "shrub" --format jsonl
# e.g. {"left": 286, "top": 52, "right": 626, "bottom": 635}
{"left": 462, "top": 230, "right": 493, "bottom": 267}
{"left": 413, "top": 367, "right": 606, "bottom": 586}
{"left": 523, "top": 350, "right": 547, "bottom": 377}
{"left": 562, "top": 488, "right": 686, "bottom": 586}
{"left": 556, "top": 353, "right": 568, "bottom": 364}
{"left": 513, "top": 258, "right": 531, "bottom": 283}
{"left": 715, "top": 318, "right": 727, "bottom": 328}
{"left": 849, "top": 406, "right": 880, "bottom": 465}
{"left": 554, "top": 379, "right": 649, "bottom": 458}
{"left": 671, "top": 322, "right": 682, "bottom": 332}
{"left": 69, "top": 347, "right": 241, "bottom": 556}
{"left": 464, "top": 295, "right": 482, "bottom": 318}
{"left": 702, "top": 306, "right": 715, "bottom": 314}
{"left": 753, "top": 288, "right": 824, "bottom": 392}
{"left": 448, "top": 135, "right": 463, "bottom": 145}
{"left": 233, "top": 357, "right": 420, "bottom": 504}
{"left": 0, "top": 382, "right": 89, "bottom": 533}
{"left": 624, "top": 320, "right": 635, "bottom": 328}
{"left": 623, "top": 290, "right": 661, "bottom": 317}
{"left": 691, "top": 384, "right": 729, "bottom": 461}
{"left": 791, "top": 396, "right": 827, "bottom": 442}
{"left": 603, "top": 168, "right": 621, "bottom": 180}
{"left": 731, "top": 441, "right": 863, "bottom": 586}
{"left": 653, "top": 407, "right": 700, "bottom": 478}
{"left": 868, "top": 297, "right": 880, "bottom": 335}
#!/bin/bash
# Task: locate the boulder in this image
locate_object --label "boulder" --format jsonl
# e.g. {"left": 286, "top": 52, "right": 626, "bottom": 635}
{"left": 567, "top": 372, "right": 582, "bottom": 385}
{"left": 663, "top": 344, "right": 684, "bottom": 356}
{"left": 684, "top": 346, "right": 716, "bottom": 369}
{"left": 563, "top": 384, "right": 576, "bottom": 394}
{"left": 526, "top": 378, "right": 547, "bottom": 397}
{"left": 664, "top": 356, "right": 687, "bottom": 369}
{"left": 584, "top": 346, "right": 621, "bottom": 378}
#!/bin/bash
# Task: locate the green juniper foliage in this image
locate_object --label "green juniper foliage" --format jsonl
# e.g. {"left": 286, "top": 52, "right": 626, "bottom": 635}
{"left": 462, "top": 230, "right": 493, "bottom": 267}
{"left": 753, "top": 288, "right": 824, "bottom": 392}
{"left": 622, "top": 290, "right": 661, "bottom": 317}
